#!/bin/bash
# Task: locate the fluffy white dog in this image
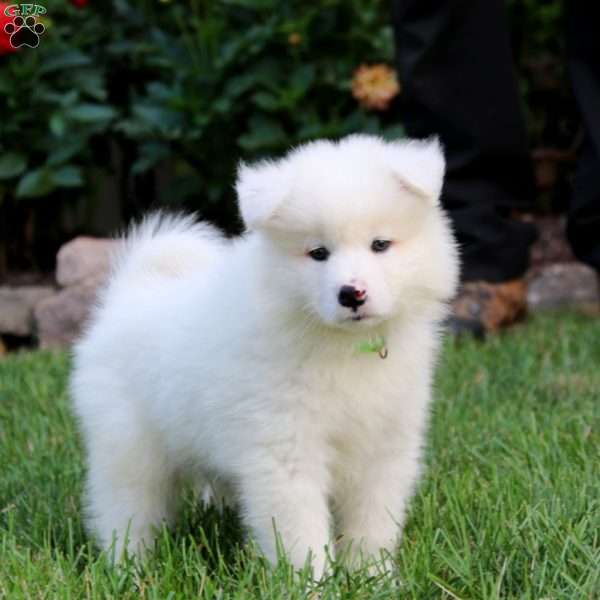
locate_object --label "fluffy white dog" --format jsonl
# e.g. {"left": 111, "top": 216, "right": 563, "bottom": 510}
{"left": 71, "top": 134, "right": 459, "bottom": 576}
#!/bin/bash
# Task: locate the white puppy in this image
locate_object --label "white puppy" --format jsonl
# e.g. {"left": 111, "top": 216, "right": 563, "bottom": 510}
{"left": 71, "top": 134, "right": 459, "bottom": 576}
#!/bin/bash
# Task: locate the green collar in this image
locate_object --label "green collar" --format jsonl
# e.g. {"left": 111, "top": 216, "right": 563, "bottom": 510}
{"left": 356, "top": 336, "right": 388, "bottom": 359}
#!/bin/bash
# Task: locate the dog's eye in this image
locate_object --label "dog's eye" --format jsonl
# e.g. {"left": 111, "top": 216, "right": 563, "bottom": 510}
{"left": 308, "top": 247, "right": 330, "bottom": 262}
{"left": 371, "top": 239, "right": 392, "bottom": 253}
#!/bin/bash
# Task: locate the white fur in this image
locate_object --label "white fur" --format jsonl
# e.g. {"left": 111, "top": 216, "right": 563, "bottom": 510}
{"left": 71, "top": 135, "right": 459, "bottom": 576}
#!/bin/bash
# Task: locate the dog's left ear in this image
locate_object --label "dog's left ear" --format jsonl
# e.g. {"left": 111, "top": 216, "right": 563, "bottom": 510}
{"left": 386, "top": 137, "right": 446, "bottom": 204}
{"left": 236, "top": 159, "right": 290, "bottom": 231}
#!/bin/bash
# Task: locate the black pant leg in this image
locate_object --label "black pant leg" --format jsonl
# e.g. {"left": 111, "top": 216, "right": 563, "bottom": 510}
{"left": 565, "top": 2, "right": 600, "bottom": 272}
{"left": 392, "top": 0, "right": 537, "bottom": 283}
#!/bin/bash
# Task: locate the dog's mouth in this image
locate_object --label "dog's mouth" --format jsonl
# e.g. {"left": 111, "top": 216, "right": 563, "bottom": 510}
{"left": 324, "top": 312, "right": 384, "bottom": 332}
{"left": 351, "top": 314, "right": 368, "bottom": 321}
{"left": 343, "top": 312, "right": 379, "bottom": 325}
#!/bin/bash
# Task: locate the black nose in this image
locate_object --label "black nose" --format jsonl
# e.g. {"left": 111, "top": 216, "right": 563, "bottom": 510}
{"left": 338, "top": 285, "right": 366, "bottom": 309}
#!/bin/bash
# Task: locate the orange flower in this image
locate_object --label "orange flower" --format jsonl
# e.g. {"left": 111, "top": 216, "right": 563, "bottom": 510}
{"left": 288, "top": 32, "right": 302, "bottom": 46}
{"left": 351, "top": 64, "right": 401, "bottom": 111}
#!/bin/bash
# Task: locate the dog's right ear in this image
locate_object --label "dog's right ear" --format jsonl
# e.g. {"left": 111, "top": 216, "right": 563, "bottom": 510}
{"left": 236, "top": 160, "right": 289, "bottom": 231}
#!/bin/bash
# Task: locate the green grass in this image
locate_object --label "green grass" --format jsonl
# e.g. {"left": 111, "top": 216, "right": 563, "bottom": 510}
{"left": 1, "top": 313, "right": 599, "bottom": 599}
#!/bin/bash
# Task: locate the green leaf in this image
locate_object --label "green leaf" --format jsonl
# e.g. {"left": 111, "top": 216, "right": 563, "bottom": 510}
{"left": 38, "top": 50, "right": 92, "bottom": 74}
{"left": 46, "top": 139, "right": 86, "bottom": 167}
{"left": 69, "top": 104, "right": 118, "bottom": 123}
{"left": 382, "top": 124, "right": 406, "bottom": 141}
{"left": 0, "top": 153, "right": 27, "bottom": 180}
{"left": 72, "top": 70, "right": 108, "bottom": 102}
{"left": 238, "top": 116, "right": 287, "bottom": 151}
{"left": 114, "top": 118, "right": 151, "bottom": 138}
{"left": 251, "top": 92, "right": 281, "bottom": 112}
{"left": 289, "top": 64, "right": 316, "bottom": 97}
{"left": 224, "top": 73, "right": 258, "bottom": 99}
{"left": 212, "top": 97, "right": 232, "bottom": 114}
{"left": 106, "top": 40, "right": 139, "bottom": 55}
{"left": 49, "top": 113, "right": 66, "bottom": 137}
{"left": 0, "top": 74, "right": 12, "bottom": 95}
{"left": 40, "top": 89, "right": 80, "bottom": 108}
{"left": 16, "top": 168, "right": 55, "bottom": 198}
{"left": 52, "top": 165, "right": 84, "bottom": 188}
{"left": 60, "top": 90, "right": 80, "bottom": 108}
{"left": 220, "top": 0, "right": 274, "bottom": 8}
{"left": 131, "top": 142, "right": 171, "bottom": 174}
{"left": 146, "top": 82, "right": 175, "bottom": 102}
{"left": 132, "top": 104, "right": 182, "bottom": 134}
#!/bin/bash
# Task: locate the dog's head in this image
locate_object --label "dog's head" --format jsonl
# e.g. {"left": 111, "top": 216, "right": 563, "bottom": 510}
{"left": 236, "top": 135, "right": 459, "bottom": 330}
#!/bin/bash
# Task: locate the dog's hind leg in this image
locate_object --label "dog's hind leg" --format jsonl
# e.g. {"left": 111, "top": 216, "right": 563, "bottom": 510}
{"left": 82, "top": 412, "right": 180, "bottom": 560}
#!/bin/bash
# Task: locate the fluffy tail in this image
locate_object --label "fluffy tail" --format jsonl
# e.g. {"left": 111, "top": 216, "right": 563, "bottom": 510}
{"left": 105, "top": 212, "right": 226, "bottom": 294}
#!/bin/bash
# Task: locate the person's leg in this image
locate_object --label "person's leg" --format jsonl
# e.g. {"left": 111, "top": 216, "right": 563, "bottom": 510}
{"left": 565, "top": 2, "right": 600, "bottom": 273}
{"left": 392, "top": 0, "right": 537, "bottom": 284}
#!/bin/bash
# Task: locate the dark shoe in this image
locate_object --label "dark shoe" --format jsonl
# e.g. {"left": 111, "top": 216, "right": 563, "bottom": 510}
{"left": 448, "top": 279, "right": 528, "bottom": 339}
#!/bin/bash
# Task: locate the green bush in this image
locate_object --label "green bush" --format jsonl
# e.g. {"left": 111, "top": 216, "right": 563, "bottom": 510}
{"left": 0, "top": 0, "right": 574, "bottom": 271}
{"left": 0, "top": 0, "right": 399, "bottom": 267}
{"left": 0, "top": 0, "right": 161, "bottom": 269}
{"left": 119, "top": 0, "right": 402, "bottom": 227}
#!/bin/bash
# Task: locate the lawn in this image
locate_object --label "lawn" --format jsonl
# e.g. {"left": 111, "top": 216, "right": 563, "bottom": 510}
{"left": 0, "top": 313, "right": 599, "bottom": 599}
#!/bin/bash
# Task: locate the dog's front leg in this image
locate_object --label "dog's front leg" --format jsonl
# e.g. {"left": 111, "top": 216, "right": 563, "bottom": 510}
{"left": 335, "top": 443, "right": 422, "bottom": 571}
{"left": 239, "top": 453, "right": 331, "bottom": 578}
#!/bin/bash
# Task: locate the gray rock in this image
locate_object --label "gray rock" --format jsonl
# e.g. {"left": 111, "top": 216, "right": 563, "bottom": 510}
{"left": 0, "top": 286, "right": 56, "bottom": 336}
{"left": 56, "top": 236, "right": 118, "bottom": 288}
{"left": 527, "top": 262, "right": 599, "bottom": 310}
{"left": 34, "top": 277, "right": 105, "bottom": 348}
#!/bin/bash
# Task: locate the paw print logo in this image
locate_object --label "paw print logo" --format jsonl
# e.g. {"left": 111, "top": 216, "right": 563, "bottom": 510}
{"left": 4, "top": 15, "right": 45, "bottom": 49}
